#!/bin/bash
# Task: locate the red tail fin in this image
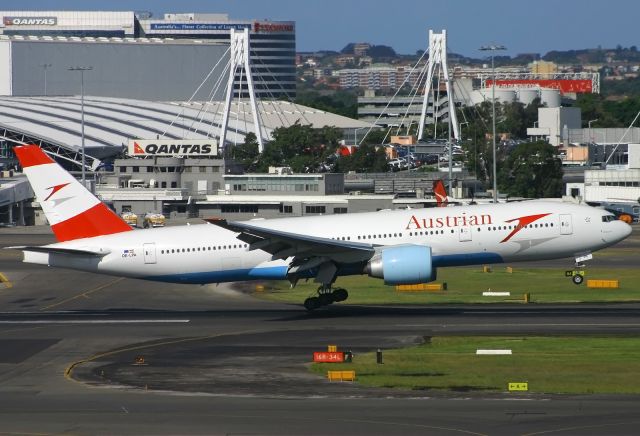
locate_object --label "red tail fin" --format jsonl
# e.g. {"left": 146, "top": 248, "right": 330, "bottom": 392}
{"left": 14, "top": 145, "right": 132, "bottom": 242}
{"left": 433, "top": 180, "right": 449, "bottom": 207}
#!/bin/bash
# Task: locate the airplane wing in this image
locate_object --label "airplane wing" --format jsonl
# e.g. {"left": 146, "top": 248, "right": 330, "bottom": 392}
{"left": 7, "top": 246, "right": 111, "bottom": 257}
{"left": 204, "top": 218, "right": 375, "bottom": 274}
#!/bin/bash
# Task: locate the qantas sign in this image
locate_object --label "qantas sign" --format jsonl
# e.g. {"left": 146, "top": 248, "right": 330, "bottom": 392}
{"left": 128, "top": 139, "right": 219, "bottom": 157}
{"left": 4, "top": 16, "right": 57, "bottom": 26}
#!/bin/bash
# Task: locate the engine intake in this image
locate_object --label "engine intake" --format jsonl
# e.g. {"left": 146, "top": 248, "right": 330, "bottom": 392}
{"left": 365, "top": 245, "right": 436, "bottom": 285}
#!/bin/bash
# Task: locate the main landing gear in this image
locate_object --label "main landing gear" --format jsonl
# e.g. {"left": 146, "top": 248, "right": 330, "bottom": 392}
{"left": 566, "top": 269, "right": 584, "bottom": 285}
{"left": 304, "top": 286, "right": 349, "bottom": 311}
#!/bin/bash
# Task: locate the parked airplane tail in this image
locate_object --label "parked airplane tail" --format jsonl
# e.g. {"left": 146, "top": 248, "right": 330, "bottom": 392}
{"left": 13, "top": 145, "right": 132, "bottom": 242}
{"left": 433, "top": 179, "right": 449, "bottom": 207}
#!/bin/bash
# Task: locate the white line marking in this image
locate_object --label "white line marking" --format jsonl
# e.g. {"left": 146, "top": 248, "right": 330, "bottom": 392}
{"left": 0, "top": 319, "right": 190, "bottom": 324}
{"left": 397, "top": 323, "right": 640, "bottom": 327}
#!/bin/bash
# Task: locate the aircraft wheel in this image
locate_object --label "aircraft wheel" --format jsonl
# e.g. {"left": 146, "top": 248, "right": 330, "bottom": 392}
{"left": 332, "top": 288, "right": 348, "bottom": 302}
{"left": 572, "top": 274, "right": 584, "bottom": 285}
{"left": 304, "top": 297, "right": 321, "bottom": 311}
{"left": 318, "top": 293, "right": 334, "bottom": 306}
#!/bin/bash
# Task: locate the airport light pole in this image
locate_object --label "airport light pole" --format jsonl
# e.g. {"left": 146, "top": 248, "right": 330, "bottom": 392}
{"left": 68, "top": 66, "right": 92, "bottom": 188}
{"left": 479, "top": 44, "right": 506, "bottom": 203}
{"left": 40, "top": 63, "right": 52, "bottom": 96}
{"left": 588, "top": 119, "right": 598, "bottom": 143}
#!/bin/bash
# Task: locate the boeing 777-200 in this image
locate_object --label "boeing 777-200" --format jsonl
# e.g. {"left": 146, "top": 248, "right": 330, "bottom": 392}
{"left": 10, "top": 145, "right": 632, "bottom": 310}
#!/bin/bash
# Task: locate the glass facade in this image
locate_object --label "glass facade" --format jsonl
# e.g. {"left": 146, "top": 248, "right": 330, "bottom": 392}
{"left": 0, "top": 10, "right": 296, "bottom": 98}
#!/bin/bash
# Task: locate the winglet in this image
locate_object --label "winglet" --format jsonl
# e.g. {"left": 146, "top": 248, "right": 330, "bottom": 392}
{"left": 14, "top": 145, "right": 132, "bottom": 242}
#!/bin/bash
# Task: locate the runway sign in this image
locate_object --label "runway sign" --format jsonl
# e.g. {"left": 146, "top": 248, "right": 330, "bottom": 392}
{"left": 508, "top": 382, "right": 529, "bottom": 391}
{"left": 313, "top": 352, "right": 344, "bottom": 363}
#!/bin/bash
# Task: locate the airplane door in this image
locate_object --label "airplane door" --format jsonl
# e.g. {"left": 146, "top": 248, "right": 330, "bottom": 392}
{"left": 459, "top": 226, "right": 472, "bottom": 242}
{"left": 143, "top": 243, "right": 157, "bottom": 264}
{"left": 559, "top": 214, "right": 573, "bottom": 235}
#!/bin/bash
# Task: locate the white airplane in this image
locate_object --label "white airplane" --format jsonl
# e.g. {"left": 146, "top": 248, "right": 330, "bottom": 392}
{"left": 11, "top": 145, "right": 632, "bottom": 310}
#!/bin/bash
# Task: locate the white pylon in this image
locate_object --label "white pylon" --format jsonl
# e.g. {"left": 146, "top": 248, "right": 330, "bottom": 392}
{"left": 219, "top": 28, "right": 265, "bottom": 153}
{"left": 417, "top": 30, "right": 459, "bottom": 141}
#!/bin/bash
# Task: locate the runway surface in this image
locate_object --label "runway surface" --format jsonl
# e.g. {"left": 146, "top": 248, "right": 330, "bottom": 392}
{"left": 0, "top": 226, "right": 639, "bottom": 435}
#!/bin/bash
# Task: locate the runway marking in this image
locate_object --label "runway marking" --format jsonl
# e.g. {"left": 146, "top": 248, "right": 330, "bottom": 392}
{"left": 522, "top": 420, "right": 640, "bottom": 435}
{"left": 0, "top": 272, "right": 12, "bottom": 289}
{"left": 330, "top": 418, "right": 487, "bottom": 435}
{"left": 0, "top": 432, "right": 56, "bottom": 436}
{"left": 0, "top": 326, "right": 48, "bottom": 336}
{"left": 0, "top": 320, "right": 190, "bottom": 324}
{"left": 397, "top": 323, "right": 640, "bottom": 328}
{"left": 39, "top": 277, "right": 125, "bottom": 311}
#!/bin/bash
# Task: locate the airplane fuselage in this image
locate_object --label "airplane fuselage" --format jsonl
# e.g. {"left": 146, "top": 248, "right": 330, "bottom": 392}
{"left": 24, "top": 201, "right": 631, "bottom": 285}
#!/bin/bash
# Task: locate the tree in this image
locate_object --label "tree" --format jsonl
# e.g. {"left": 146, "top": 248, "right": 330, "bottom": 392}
{"left": 295, "top": 90, "right": 358, "bottom": 118}
{"left": 231, "top": 132, "right": 260, "bottom": 168}
{"left": 497, "top": 141, "right": 563, "bottom": 198}
{"left": 251, "top": 123, "right": 345, "bottom": 173}
{"left": 368, "top": 45, "right": 396, "bottom": 59}
{"left": 334, "top": 143, "right": 388, "bottom": 173}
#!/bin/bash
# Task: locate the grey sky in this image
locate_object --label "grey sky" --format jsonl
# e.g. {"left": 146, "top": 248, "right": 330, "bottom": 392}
{"left": 12, "top": 0, "right": 640, "bottom": 56}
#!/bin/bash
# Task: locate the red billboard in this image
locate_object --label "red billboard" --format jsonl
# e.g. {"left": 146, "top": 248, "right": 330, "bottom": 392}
{"left": 485, "top": 79, "right": 593, "bottom": 94}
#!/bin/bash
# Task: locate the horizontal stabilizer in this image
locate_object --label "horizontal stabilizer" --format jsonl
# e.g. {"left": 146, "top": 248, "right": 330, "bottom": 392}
{"left": 7, "top": 246, "right": 111, "bottom": 257}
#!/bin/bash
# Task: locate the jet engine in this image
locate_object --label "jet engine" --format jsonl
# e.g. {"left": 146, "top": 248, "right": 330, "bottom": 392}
{"left": 364, "top": 245, "right": 436, "bottom": 284}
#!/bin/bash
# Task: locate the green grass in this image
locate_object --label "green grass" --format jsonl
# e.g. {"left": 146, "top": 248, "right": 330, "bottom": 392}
{"left": 255, "top": 266, "right": 640, "bottom": 305}
{"left": 311, "top": 336, "right": 640, "bottom": 394}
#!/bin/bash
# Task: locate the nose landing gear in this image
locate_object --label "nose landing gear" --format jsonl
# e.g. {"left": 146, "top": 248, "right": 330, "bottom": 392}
{"left": 566, "top": 270, "right": 585, "bottom": 285}
{"left": 566, "top": 254, "right": 591, "bottom": 285}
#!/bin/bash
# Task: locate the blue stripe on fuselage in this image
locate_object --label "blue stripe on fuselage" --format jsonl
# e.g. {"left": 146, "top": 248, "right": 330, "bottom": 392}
{"left": 433, "top": 252, "right": 503, "bottom": 267}
{"left": 147, "top": 265, "right": 289, "bottom": 284}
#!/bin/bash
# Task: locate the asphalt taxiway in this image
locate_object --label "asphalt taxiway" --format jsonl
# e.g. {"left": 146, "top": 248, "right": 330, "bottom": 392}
{"left": 1, "top": 226, "right": 639, "bottom": 435}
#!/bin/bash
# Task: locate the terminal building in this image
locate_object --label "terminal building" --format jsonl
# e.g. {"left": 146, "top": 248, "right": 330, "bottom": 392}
{"left": 0, "top": 95, "right": 379, "bottom": 224}
{"left": 0, "top": 10, "right": 295, "bottom": 99}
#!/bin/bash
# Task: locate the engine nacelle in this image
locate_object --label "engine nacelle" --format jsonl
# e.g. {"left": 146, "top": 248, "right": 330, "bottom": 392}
{"left": 365, "top": 245, "right": 436, "bottom": 285}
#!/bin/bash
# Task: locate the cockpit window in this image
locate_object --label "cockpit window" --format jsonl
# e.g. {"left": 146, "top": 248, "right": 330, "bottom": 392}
{"left": 602, "top": 215, "right": 616, "bottom": 222}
